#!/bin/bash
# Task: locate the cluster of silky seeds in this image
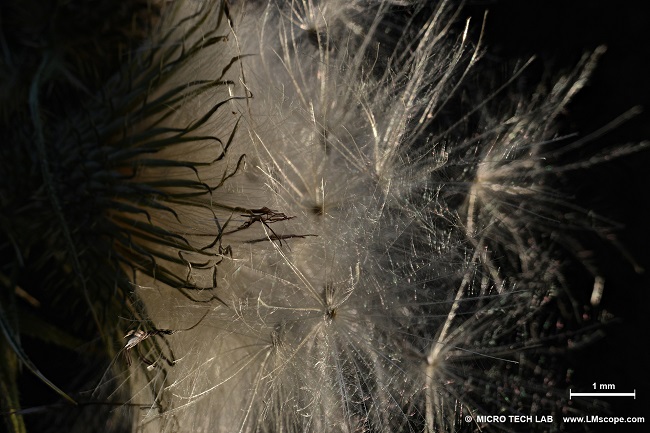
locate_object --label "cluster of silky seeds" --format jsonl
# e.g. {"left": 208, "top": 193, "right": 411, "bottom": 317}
{"left": 3, "top": 0, "right": 640, "bottom": 432}
{"left": 87, "top": 1, "right": 643, "bottom": 432}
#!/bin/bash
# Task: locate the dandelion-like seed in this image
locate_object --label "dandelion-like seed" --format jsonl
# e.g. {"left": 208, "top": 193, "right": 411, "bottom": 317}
{"left": 1, "top": 1, "right": 646, "bottom": 432}
{"left": 96, "top": 1, "right": 647, "bottom": 431}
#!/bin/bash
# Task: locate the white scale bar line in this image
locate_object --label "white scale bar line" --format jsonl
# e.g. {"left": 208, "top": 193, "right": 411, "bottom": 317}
{"left": 569, "top": 390, "right": 636, "bottom": 399}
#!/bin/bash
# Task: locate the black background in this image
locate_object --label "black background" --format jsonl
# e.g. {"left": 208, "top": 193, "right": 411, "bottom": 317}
{"left": 464, "top": 1, "right": 650, "bottom": 431}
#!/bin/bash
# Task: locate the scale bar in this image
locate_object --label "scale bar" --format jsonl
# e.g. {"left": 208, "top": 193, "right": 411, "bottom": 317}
{"left": 569, "top": 390, "right": 636, "bottom": 399}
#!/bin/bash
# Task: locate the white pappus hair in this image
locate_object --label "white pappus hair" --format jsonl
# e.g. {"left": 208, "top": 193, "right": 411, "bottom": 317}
{"left": 9, "top": 1, "right": 644, "bottom": 432}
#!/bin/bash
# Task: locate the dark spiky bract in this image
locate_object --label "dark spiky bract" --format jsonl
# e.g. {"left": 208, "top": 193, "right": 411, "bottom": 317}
{"left": 1, "top": 1, "right": 252, "bottom": 431}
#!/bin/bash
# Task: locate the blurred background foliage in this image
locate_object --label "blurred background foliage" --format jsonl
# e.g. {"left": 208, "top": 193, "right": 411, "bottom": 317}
{"left": 1, "top": 1, "right": 162, "bottom": 431}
